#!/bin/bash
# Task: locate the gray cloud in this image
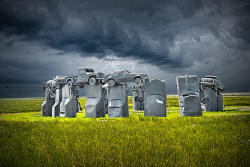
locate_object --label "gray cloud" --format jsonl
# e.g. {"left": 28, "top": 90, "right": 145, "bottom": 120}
{"left": 0, "top": 0, "right": 250, "bottom": 97}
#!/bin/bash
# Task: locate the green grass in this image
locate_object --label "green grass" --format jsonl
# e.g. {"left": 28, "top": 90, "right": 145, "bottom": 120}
{"left": 0, "top": 96, "right": 250, "bottom": 167}
{"left": 0, "top": 98, "right": 44, "bottom": 114}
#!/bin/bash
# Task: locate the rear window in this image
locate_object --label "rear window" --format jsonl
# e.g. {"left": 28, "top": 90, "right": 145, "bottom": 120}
{"left": 86, "top": 69, "right": 94, "bottom": 72}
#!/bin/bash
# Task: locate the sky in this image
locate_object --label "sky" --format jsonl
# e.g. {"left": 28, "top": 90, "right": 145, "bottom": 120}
{"left": 0, "top": 0, "right": 250, "bottom": 97}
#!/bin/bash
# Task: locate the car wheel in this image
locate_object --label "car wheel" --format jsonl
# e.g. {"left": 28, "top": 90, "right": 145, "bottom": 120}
{"left": 131, "top": 85, "right": 137, "bottom": 90}
{"left": 107, "top": 79, "right": 116, "bottom": 87}
{"left": 74, "top": 89, "right": 79, "bottom": 95}
{"left": 49, "top": 92, "right": 55, "bottom": 99}
{"left": 134, "top": 77, "right": 143, "bottom": 85}
{"left": 89, "top": 77, "right": 96, "bottom": 85}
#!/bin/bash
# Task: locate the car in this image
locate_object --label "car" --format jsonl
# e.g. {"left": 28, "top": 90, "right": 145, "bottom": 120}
{"left": 77, "top": 68, "right": 101, "bottom": 85}
{"left": 42, "top": 76, "right": 70, "bottom": 100}
{"left": 42, "top": 79, "right": 56, "bottom": 99}
{"left": 200, "top": 75, "right": 224, "bottom": 90}
{"left": 104, "top": 70, "right": 148, "bottom": 86}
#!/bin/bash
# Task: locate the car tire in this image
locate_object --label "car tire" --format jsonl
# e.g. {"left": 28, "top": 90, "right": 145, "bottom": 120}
{"left": 49, "top": 92, "right": 55, "bottom": 99}
{"left": 107, "top": 79, "right": 116, "bottom": 87}
{"left": 89, "top": 77, "right": 96, "bottom": 85}
{"left": 134, "top": 77, "right": 143, "bottom": 85}
{"left": 74, "top": 89, "right": 79, "bottom": 95}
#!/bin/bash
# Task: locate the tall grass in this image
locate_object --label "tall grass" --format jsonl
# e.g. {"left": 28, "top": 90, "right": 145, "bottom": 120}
{"left": 0, "top": 96, "right": 250, "bottom": 167}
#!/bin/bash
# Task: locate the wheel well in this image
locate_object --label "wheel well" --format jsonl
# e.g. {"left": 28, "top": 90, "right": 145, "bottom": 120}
{"left": 107, "top": 78, "right": 116, "bottom": 85}
{"left": 90, "top": 74, "right": 96, "bottom": 78}
{"left": 134, "top": 75, "right": 142, "bottom": 78}
{"left": 134, "top": 76, "right": 142, "bottom": 80}
{"left": 107, "top": 78, "right": 115, "bottom": 81}
{"left": 88, "top": 75, "right": 96, "bottom": 80}
{"left": 66, "top": 78, "right": 73, "bottom": 83}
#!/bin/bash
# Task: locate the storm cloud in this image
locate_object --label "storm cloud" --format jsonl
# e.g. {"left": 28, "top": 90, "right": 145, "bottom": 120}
{"left": 0, "top": 0, "right": 250, "bottom": 97}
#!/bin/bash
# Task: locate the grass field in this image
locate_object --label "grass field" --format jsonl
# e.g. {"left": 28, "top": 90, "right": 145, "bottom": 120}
{"left": 0, "top": 96, "right": 250, "bottom": 167}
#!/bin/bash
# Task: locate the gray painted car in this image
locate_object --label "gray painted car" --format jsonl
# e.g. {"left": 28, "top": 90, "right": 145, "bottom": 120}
{"left": 200, "top": 75, "right": 224, "bottom": 111}
{"left": 104, "top": 70, "right": 147, "bottom": 86}
{"left": 77, "top": 67, "right": 103, "bottom": 86}
{"left": 176, "top": 75, "right": 202, "bottom": 116}
{"left": 200, "top": 75, "right": 224, "bottom": 91}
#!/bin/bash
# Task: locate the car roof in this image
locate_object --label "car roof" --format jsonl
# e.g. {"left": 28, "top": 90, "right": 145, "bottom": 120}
{"left": 77, "top": 67, "right": 94, "bottom": 70}
{"left": 113, "top": 70, "right": 130, "bottom": 73}
{"left": 204, "top": 75, "right": 217, "bottom": 79}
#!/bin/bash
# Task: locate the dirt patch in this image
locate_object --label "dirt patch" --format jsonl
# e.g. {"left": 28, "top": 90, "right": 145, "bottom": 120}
{"left": 223, "top": 92, "right": 250, "bottom": 96}
{"left": 239, "top": 107, "right": 250, "bottom": 111}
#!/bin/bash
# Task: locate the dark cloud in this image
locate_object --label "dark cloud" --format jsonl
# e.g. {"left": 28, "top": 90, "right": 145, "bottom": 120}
{"left": 0, "top": 0, "right": 250, "bottom": 97}
{"left": 0, "top": 0, "right": 221, "bottom": 65}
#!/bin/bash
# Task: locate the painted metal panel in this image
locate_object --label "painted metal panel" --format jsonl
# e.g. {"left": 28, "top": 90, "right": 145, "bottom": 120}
{"left": 144, "top": 79, "right": 166, "bottom": 117}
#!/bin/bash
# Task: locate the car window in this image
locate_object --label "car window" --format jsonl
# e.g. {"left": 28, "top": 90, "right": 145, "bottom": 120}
{"left": 109, "top": 99, "right": 124, "bottom": 107}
